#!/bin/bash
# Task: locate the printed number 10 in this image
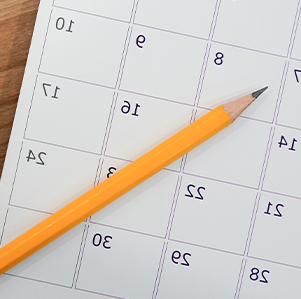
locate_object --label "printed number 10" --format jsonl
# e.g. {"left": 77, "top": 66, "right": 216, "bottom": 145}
{"left": 56, "top": 17, "right": 74, "bottom": 33}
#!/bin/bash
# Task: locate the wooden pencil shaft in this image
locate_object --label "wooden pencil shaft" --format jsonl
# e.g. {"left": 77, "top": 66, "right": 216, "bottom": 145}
{"left": 4, "top": 82, "right": 272, "bottom": 274}
{"left": 0, "top": 105, "right": 233, "bottom": 274}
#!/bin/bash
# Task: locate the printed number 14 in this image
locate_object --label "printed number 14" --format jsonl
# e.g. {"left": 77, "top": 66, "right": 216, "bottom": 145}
{"left": 278, "top": 135, "right": 297, "bottom": 151}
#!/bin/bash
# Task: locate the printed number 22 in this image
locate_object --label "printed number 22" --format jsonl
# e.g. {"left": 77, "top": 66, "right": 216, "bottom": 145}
{"left": 185, "top": 184, "right": 205, "bottom": 200}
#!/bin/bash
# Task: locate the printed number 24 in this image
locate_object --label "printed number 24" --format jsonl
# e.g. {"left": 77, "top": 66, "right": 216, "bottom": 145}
{"left": 26, "top": 150, "right": 46, "bottom": 165}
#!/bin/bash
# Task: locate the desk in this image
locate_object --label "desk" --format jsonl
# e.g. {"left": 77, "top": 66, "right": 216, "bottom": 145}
{"left": 0, "top": 0, "right": 39, "bottom": 177}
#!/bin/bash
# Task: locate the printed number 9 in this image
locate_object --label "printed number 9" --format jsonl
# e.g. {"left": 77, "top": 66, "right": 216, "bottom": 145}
{"left": 136, "top": 35, "right": 146, "bottom": 48}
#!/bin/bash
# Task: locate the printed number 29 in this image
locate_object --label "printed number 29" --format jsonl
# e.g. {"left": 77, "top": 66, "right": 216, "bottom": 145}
{"left": 171, "top": 250, "right": 191, "bottom": 266}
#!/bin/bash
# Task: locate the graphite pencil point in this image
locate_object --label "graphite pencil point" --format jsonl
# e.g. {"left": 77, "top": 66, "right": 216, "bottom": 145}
{"left": 252, "top": 86, "right": 268, "bottom": 99}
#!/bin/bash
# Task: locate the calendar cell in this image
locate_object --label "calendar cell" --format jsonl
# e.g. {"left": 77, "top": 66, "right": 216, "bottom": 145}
{"left": 0, "top": 275, "right": 111, "bottom": 299}
{"left": 248, "top": 192, "right": 301, "bottom": 267}
{"left": 262, "top": 126, "right": 301, "bottom": 198}
{"left": 54, "top": 0, "right": 135, "bottom": 22}
{"left": 134, "top": 0, "right": 217, "bottom": 39}
{"left": 170, "top": 175, "right": 256, "bottom": 254}
{"left": 40, "top": 8, "right": 128, "bottom": 87}
{"left": 105, "top": 91, "right": 194, "bottom": 169}
{"left": 120, "top": 26, "right": 207, "bottom": 105}
{"left": 277, "top": 62, "right": 301, "bottom": 130}
{"left": 25, "top": 74, "right": 114, "bottom": 154}
{"left": 76, "top": 224, "right": 163, "bottom": 299}
{"left": 291, "top": 18, "right": 301, "bottom": 60}
{"left": 199, "top": 43, "right": 285, "bottom": 123}
{"left": 156, "top": 241, "right": 242, "bottom": 299}
{"left": 91, "top": 157, "right": 178, "bottom": 237}
{"left": 239, "top": 258, "right": 301, "bottom": 298}
{"left": 1, "top": 206, "right": 84, "bottom": 287}
{"left": 184, "top": 116, "right": 271, "bottom": 188}
{"left": 10, "top": 140, "right": 100, "bottom": 213}
{"left": 213, "top": 0, "right": 299, "bottom": 56}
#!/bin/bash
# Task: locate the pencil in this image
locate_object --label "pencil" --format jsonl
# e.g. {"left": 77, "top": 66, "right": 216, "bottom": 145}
{"left": 0, "top": 86, "right": 268, "bottom": 275}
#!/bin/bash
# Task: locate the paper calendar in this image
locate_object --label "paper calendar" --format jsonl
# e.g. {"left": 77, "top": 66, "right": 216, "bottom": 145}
{"left": 1, "top": 0, "right": 301, "bottom": 298}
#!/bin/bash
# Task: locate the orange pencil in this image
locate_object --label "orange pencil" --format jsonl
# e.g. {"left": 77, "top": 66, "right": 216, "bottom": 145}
{"left": 0, "top": 86, "right": 268, "bottom": 275}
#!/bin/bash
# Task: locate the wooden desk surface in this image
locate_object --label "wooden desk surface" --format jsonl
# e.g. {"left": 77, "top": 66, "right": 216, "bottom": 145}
{"left": 0, "top": 0, "right": 40, "bottom": 177}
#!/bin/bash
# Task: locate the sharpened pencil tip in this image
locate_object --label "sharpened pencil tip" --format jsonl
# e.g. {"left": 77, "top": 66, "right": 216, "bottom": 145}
{"left": 252, "top": 86, "right": 268, "bottom": 99}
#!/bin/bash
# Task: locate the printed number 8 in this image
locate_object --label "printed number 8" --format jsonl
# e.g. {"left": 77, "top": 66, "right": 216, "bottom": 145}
{"left": 214, "top": 52, "right": 224, "bottom": 65}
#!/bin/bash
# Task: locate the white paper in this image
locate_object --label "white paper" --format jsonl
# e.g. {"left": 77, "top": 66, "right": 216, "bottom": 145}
{"left": 1, "top": 0, "right": 301, "bottom": 298}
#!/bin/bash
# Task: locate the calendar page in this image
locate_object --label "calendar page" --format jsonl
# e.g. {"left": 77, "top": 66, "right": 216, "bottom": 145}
{"left": 1, "top": 0, "right": 301, "bottom": 298}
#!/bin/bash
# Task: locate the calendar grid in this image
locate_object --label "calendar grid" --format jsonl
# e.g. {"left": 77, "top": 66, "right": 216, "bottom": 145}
{"left": 276, "top": 121, "right": 301, "bottom": 132}
{"left": 73, "top": 224, "right": 90, "bottom": 289}
{"left": 71, "top": 225, "right": 89, "bottom": 288}
{"left": 151, "top": 242, "right": 168, "bottom": 298}
{"left": 153, "top": 242, "right": 169, "bottom": 299}
{"left": 246, "top": 256, "right": 301, "bottom": 271}
{"left": 23, "top": 75, "right": 39, "bottom": 139}
{"left": 132, "top": 23, "right": 210, "bottom": 41}
{"left": 242, "top": 193, "right": 261, "bottom": 256}
{"left": 87, "top": 222, "right": 166, "bottom": 241}
{"left": 3, "top": 0, "right": 301, "bottom": 297}
{"left": 2, "top": 272, "right": 72, "bottom": 289}
{"left": 7, "top": 204, "right": 52, "bottom": 216}
{"left": 38, "top": 9, "right": 53, "bottom": 72}
{"left": 182, "top": 168, "right": 259, "bottom": 190}
{"left": 38, "top": 71, "right": 117, "bottom": 91}
{"left": 76, "top": 286, "right": 125, "bottom": 299}
{"left": 118, "top": 88, "right": 196, "bottom": 107}
{"left": 272, "top": 62, "right": 290, "bottom": 124}
{"left": 235, "top": 259, "right": 247, "bottom": 299}
{"left": 243, "top": 192, "right": 262, "bottom": 257}
{"left": 212, "top": 40, "right": 288, "bottom": 59}
{"left": 166, "top": 238, "right": 246, "bottom": 258}
{"left": 233, "top": 2, "right": 301, "bottom": 295}
{"left": 52, "top": 5, "right": 131, "bottom": 24}
{"left": 6, "top": 142, "right": 23, "bottom": 207}
{"left": 0, "top": 209, "right": 9, "bottom": 247}
{"left": 23, "top": 137, "right": 102, "bottom": 156}
{"left": 287, "top": 0, "right": 301, "bottom": 58}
